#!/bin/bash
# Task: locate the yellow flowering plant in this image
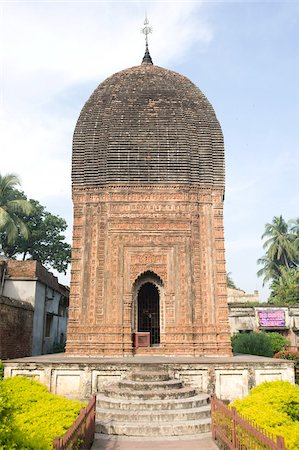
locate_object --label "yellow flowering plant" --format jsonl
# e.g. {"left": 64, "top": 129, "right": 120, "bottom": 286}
{"left": 232, "top": 381, "right": 299, "bottom": 450}
{"left": 0, "top": 376, "right": 86, "bottom": 450}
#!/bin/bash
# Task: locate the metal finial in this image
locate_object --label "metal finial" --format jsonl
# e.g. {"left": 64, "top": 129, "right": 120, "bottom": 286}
{"left": 141, "top": 16, "right": 152, "bottom": 47}
{"left": 141, "top": 15, "right": 153, "bottom": 65}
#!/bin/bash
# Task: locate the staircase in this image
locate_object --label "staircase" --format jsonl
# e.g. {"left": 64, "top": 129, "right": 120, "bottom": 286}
{"left": 95, "top": 369, "right": 211, "bottom": 437}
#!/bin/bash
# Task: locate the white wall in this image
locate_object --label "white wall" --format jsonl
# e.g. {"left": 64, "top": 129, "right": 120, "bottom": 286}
{"left": 3, "top": 280, "right": 36, "bottom": 306}
{"left": 32, "top": 282, "right": 46, "bottom": 355}
{"left": 3, "top": 273, "right": 69, "bottom": 356}
{"left": 41, "top": 287, "right": 68, "bottom": 354}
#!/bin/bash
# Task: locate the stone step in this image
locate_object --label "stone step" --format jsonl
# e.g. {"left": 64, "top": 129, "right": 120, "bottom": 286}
{"left": 93, "top": 431, "right": 213, "bottom": 443}
{"left": 97, "top": 393, "right": 210, "bottom": 410}
{"left": 133, "top": 347, "right": 178, "bottom": 355}
{"left": 131, "top": 371, "right": 170, "bottom": 382}
{"left": 96, "top": 404, "right": 211, "bottom": 422}
{"left": 118, "top": 379, "right": 183, "bottom": 391}
{"left": 96, "top": 417, "right": 211, "bottom": 436}
{"left": 91, "top": 431, "right": 213, "bottom": 442}
{"left": 103, "top": 385, "right": 197, "bottom": 400}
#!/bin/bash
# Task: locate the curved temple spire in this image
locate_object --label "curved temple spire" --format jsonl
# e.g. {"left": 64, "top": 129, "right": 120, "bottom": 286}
{"left": 141, "top": 16, "right": 153, "bottom": 65}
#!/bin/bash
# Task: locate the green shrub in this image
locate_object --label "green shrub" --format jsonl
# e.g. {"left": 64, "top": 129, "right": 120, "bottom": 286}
{"left": 231, "top": 331, "right": 289, "bottom": 357}
{"left": 232, "top": 381, "right": 299, "bottom": 450}
{"left": 0, "top": 376, "right": 85, "bottom": 450}
{"left": 0, "top": 381, "right": 18, "bottom": 449}
{"left": 231, "top": 332, "right": 273, "bottom": 356}
{"left": 267, "top": 332, "right": 290, "bottom": 354}
{"left": 0, "top": 361, "right": 4, "bottom": 380}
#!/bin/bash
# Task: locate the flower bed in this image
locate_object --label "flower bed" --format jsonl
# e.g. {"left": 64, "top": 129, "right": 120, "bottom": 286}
{"left": 0, "top": 376, "right": 85, "bottom": 449}
{"left": 232, "top": 381, "right": 299, "bottom": 450}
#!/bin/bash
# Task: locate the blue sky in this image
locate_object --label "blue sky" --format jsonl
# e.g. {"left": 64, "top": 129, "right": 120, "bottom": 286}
{"left": 1, "top": 1, "right": 298, "bottom": 299}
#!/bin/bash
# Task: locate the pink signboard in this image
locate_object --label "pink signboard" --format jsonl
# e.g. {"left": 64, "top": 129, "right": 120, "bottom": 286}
{"left": 258, "top": 309, "right": 285, "bottom": 327}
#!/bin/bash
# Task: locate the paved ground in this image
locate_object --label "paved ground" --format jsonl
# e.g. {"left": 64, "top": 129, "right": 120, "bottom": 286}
{"left": 91, "top": 433, "right": 219, "bottom": 450}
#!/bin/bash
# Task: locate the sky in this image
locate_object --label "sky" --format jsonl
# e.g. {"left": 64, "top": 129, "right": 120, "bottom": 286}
{"left": 1, "top": 0, "right": 298, "bottom": 300}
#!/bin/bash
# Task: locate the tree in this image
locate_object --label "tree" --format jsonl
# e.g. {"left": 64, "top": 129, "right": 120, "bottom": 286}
{"left": 0, "top": 173, "right": 33, "bottom": 246}
{"left": 1, "top": 199, "right": 71, "bottom": 274}
{"left": 257, "top": 215, "right": 299, "bottom": 304}
{"left": 0, "top": 175, "right": 71, "bottom": 274}
{"left": 257, "top": 215, "right": 299, "bottom": 285}
{"left": 289, "top": 217, "right": 299, "bottom": 254}
{"left": 257, "top": 254, "right": 281, "bottom": 285}
{"left": 227, "top": 272, "right": 237, "bottom": 289}
{"left": 269, "top": 267, "right": 299, "bottom": 305}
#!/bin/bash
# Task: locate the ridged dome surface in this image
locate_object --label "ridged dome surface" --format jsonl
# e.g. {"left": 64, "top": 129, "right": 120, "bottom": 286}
{"left": 72, "top": 64, "right": 225, "bottom": 188}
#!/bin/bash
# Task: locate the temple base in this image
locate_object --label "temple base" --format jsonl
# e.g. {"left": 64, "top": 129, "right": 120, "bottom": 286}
{"left": 3, "top": 354, "right": 294, "bottom": 402}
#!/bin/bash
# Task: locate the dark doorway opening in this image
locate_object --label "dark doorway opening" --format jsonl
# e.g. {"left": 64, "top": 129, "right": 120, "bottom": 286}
{"left": 138, "top": 282, "right": 160, "bottom": 346}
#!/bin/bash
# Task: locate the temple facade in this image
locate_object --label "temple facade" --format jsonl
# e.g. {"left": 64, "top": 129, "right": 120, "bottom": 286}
{"left": 66, "top": 50, "right": 232, "bottom": 357}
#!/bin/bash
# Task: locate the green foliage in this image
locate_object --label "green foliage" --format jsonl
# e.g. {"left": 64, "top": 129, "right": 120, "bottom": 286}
{"left": 231, "top": 331, "right": 289, "bottom": 357}
{"left": 269, "top": 267, "right": 299, "bottom": 305}
{"left": 0, "top": 381, "right": 17, "bottom": 449}
{"left": 258, "top": 216, "right": 298, "bottom": 282}
{"left": 241, "top": 301, "right": 261, "bottom": 306}
{"left": 232, "top": 381, "right": 299, "bottom": 449}
{"left": 257, "top": 215, "right": 299, "bottom": 304}
{"left": 266, "top": 332, "right": 290, "bottom": 354}
{"left": 0, "top": 173, "right": 34, "bottom": 247}
{"left": 0, "top": 376, "right": 85, "bottom": 450}
{"left": 232, "top": 332, "right": 274, "bottom": 357}
{"left": 1, "top": 197, "right": 71, "bottom": 274}
{"left": 0, "top": 361, "right": 4, "bottom": 380}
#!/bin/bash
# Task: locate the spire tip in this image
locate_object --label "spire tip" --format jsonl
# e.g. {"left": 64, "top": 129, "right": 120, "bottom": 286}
{"left": 141, "top": 16, "right": 153, "bottom": 65}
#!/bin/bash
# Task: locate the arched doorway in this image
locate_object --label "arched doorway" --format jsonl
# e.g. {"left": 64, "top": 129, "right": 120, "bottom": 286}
{"left": 138, "top": 282, "right": 160, "bottom": 346}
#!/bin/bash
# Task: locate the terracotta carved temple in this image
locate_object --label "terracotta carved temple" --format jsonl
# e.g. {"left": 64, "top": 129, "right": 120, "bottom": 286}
{"left": 66, "top": 48, "right": 232, "bottom": 357}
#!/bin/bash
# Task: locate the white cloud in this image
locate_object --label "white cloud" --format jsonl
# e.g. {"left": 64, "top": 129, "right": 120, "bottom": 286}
{"left": 2, "top": 1, "right": 297, "bottom": 298}
{"left": 2, "top": 2, "right": 210, "bottom": 103}
{"left": 0, "top": 111, "right": 72, "bottom": 200}
{"left": 1, "top": 1, "right": 210, "bottom": 207}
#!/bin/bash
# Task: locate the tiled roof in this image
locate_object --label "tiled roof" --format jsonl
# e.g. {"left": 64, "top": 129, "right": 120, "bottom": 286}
{"left": 72, "top": 64, "right": 224, "bottom": 188}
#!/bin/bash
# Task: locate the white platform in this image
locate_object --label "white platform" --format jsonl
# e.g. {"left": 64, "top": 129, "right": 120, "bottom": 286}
{"left": 3, "top": 353, "right": 294, "bottom": 402}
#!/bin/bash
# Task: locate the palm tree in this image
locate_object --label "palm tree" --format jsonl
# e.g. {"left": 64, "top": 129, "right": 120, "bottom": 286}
{"left": 262, "top": 216, "right": 297, "bottom": 268}
{"left": 257, "top": 216, "right": 298, "bottom": 285}
{"left": 289, "top": 218, "right": 299, "bottom": 263}
{"left": 257, "top": 254, "right": 281, "bottom": 285}
{"left": 269, "top": 266, "right": 299, "bottom": 305}
{"left": 0, "top": 173, "right": 34, "bottom": 249}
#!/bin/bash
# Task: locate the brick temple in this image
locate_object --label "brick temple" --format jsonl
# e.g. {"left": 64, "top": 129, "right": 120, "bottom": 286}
{"left": 66, "top": 47, "right": 232, "bottom": 357}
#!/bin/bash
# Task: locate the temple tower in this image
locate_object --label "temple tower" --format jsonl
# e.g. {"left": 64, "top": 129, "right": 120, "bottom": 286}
{"left": 66, "top": 46, "right": 232, "bottom": 357}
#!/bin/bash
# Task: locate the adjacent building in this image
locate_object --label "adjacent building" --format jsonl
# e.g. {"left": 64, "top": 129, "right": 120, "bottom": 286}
{"left": 227, "top": 288, "right": 299, "bottom": 346}
{"left": 0, "top": 259, "right": 69, "bottom": 358}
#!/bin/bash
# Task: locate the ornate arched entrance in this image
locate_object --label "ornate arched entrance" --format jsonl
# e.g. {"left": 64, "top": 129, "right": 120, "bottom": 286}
{"left": 138, "top": 282, "right": 160, "bottom": 345}
{"left": 132, "top": 271, "right": 163, "bottom": 347}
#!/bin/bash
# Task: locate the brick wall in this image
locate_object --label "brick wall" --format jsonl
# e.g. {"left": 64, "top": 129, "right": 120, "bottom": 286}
{"left": 66, "top": 185, "right": 232, "bottom": 357}
{"left": 0, "top": 296, "right": 33, "bottom": 360}
{"left": 5, "top": 259, "right": 37, "bottom": 279}
{"left": 5, "top": 260, "right": 69, "bottom": 296}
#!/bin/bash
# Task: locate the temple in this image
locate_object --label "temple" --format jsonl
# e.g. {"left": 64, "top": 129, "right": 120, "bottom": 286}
{"left": 66, "top": 43, "right": 232, "bottom": 357}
